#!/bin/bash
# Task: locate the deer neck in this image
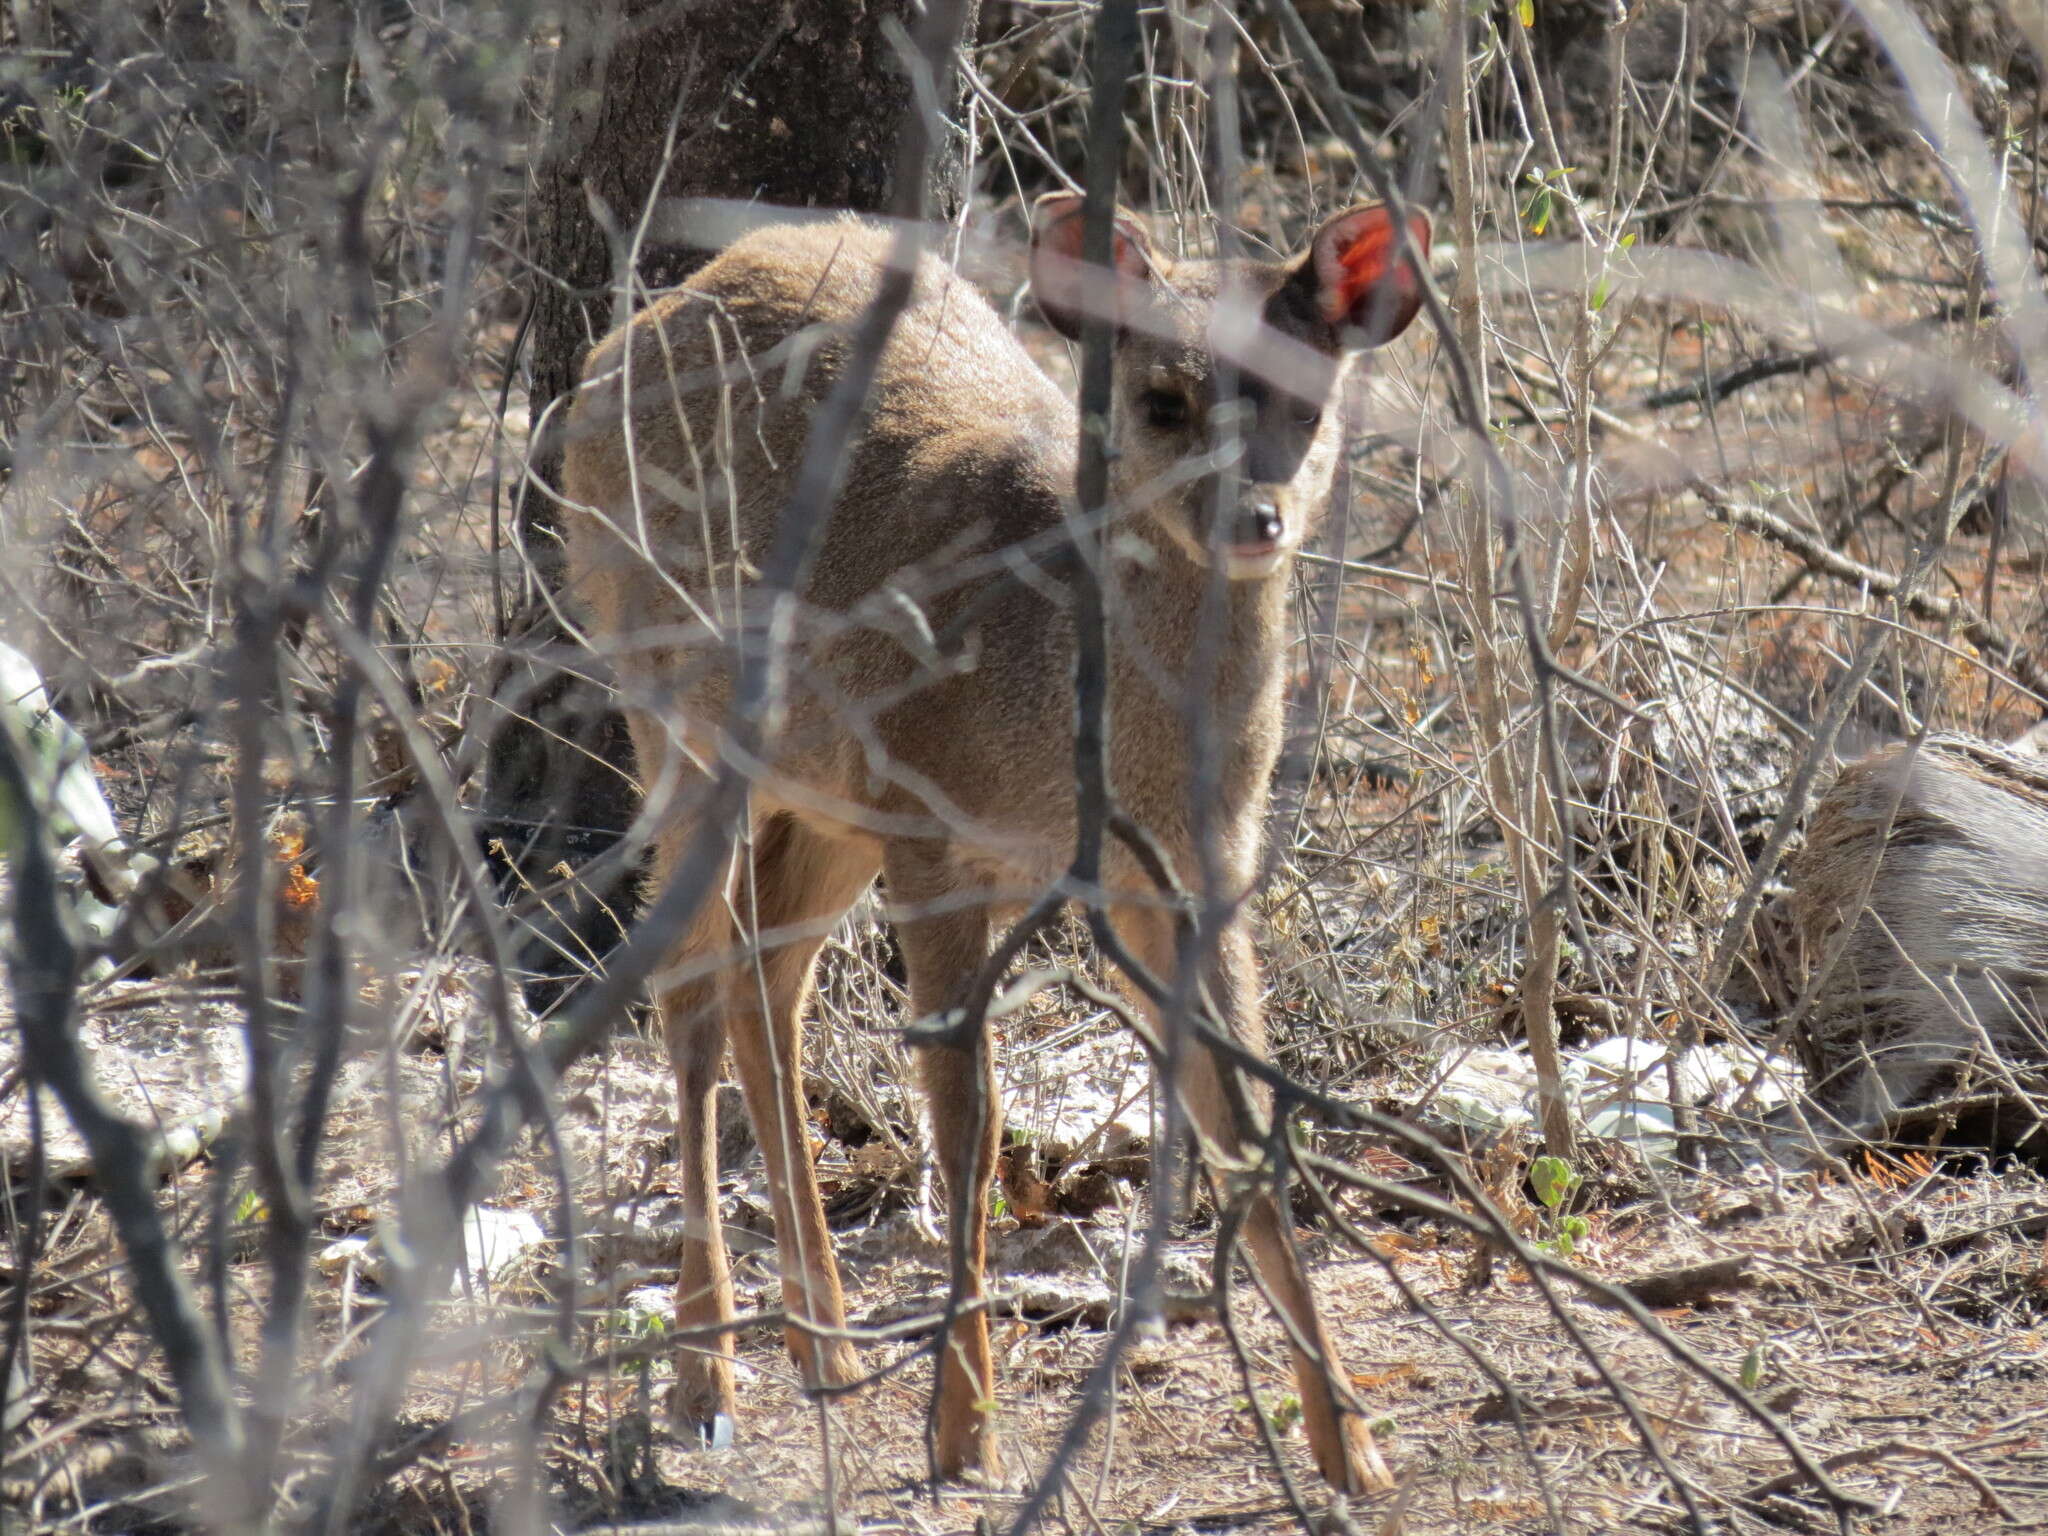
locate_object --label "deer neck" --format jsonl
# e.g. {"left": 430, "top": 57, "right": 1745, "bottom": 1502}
{"left": 1100, "top": 528, "right": 1294, "bottom": 844}
{"left": 1108, "top": 525, "right": 1293, "bottom": 702}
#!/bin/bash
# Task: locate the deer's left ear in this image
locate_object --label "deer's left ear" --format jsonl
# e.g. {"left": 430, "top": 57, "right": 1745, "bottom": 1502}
{"left": 1296, "top": 203, "right": 1432, "bottom": 347}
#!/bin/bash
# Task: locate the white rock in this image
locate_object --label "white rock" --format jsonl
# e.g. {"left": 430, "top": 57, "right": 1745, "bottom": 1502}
{"left": 1002, "top": 1030, "right": 1151, "bottom": 1160}
{"left": 316, "top": 1235, "right": 382, "bottom": 1284}
{"left": 453, "top": 1206, "right": 547, "bottom": 1294}
{"left": 1434, "top": 1034, "right": 1801, "bottom": 1164}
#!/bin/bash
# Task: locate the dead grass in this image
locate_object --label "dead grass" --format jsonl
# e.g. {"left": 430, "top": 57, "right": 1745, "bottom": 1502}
{"left": 7, "top": 1, "right": 2048, "bottom": 1532}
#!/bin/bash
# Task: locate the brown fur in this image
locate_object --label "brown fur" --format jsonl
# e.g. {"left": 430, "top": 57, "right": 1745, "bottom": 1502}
{"left": 561, "top": 197, "right": 1428, "bottom": 1492}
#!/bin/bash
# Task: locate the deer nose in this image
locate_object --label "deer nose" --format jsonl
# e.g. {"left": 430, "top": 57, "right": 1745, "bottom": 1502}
{"left": 1234, "top": 497, "right": 1283, "bottom": 549}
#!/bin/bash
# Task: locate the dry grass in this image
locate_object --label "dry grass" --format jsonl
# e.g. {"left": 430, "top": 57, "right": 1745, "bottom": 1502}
{"left": 5, "top": 1, "right": 2048, "bottom": 1532}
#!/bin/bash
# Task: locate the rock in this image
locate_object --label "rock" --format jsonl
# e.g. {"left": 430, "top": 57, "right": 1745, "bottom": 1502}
{"left": 611, "top": 1284, "right": 677, "bottom": 1332}
{"left": 1004, "top": 1273, "right": 1118, "bottom": 1327}
{"left": 0, "top": 996, "right": 245, "bottom": 1180}
{"left": 1634, "top": 646, "right": 1796, "bottom": 855}
{"left": 586, "top": 1196, "right": 774, "bottom": 1278}
{"left": 453, "top": 1206, "right": 548, "bottom": 1295}
{"left": 0, "top": 639, "right": 146, "bottom": 952}
{"left": 990, "top": 1217, "right": 1100, "bottom": 1275}
{"left": 1429, "top": 1033, "right": 1797, "bottom": 1165}
{"left": 316, "top": 1235, "right": 383, "bottom": 1285}
{"left": 1001, "top": 1030, "right": 1151, "bottom": 1164}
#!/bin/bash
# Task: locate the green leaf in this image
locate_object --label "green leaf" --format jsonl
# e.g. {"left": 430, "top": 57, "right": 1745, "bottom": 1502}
{"left": 1517, "top": 0, "right": 1535, "bottom": 25}
{"left": 1529, "top": 1155, "right": 1579, "bottom": 1211}
{"left": 1523, "top": 185, "right": 1552, "bottom": 237}
{"left": 1740, "top": 1343, "right": 1766, "bottom": 1390}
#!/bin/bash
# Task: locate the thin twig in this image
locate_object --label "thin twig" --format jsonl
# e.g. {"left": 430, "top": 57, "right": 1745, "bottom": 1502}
{"left": 0, "top": 714, "right": 249, "bottom": 1526}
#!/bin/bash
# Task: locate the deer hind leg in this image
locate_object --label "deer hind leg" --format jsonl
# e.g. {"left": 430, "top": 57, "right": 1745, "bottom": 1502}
{"left": 724, "top": 811, "right": 877, "bottom": 1395}
{"left": 645, "top": 810, "right": 745, "bottom": 1448}
{"left": 882, "top": 840, "right": 1002, "bottom": 1484}
{"left": 1114, "top": 903, "right": 1392, "bottom": 1495}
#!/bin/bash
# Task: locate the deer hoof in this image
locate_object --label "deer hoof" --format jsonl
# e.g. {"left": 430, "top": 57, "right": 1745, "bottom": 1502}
{"left": 695, "top": 1412, "right": 735, "bottom": 1452}
{"left": 935, "top": 1428, "right": 1009, "bottom": 1489}
{"left": 1326, "top": 1419, "right": 1394, "bottom": 1495}
{"left": 667, "top": 1372, "right": 737, "bottom": 1453}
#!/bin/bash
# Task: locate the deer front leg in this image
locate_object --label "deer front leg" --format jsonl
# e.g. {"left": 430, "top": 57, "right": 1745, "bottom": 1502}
{"left": 1117, "top": 904, "right": 1392, "bottom": 1495}
{"left": 659, "top": 927, "right": 741, "bottom": 1447}
{"left": 627, "top": 726, "right": 747, "bottom": 1447}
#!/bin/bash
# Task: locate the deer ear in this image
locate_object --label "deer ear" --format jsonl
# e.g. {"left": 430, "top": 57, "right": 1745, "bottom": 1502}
{"left": 1301, "top": 203, "right": 1432, "bottom": 347}
{"left": 1028, "top": 192, "right": 1159, "bottom": 341}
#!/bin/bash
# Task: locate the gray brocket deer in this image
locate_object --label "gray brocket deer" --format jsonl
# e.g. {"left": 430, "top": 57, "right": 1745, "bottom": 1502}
{"left": 562, "top": 190, "right": 1430, "bottom": 1492}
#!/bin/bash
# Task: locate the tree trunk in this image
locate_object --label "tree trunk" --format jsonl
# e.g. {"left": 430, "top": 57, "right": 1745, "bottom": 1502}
{"left": 487, "top": 0, "right": 980, "bottom": 1002}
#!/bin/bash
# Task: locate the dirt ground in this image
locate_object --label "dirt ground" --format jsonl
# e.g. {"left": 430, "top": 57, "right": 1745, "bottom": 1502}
{"left": 13, "top": 964, "right": 2048, "bottom": 1535}
{"left": 8, "top": 8, "right": 2048, "bottom": 1526}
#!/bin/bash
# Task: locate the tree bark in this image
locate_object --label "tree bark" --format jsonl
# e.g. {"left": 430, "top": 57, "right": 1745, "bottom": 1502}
{"left": 487, "top": 0, "right": 980, "bottom": 1000}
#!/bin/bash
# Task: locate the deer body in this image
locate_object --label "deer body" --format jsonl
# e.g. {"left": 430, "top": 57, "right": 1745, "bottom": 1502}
{"left": 564, "top": 198, "right": 1427, "bottom": 1493}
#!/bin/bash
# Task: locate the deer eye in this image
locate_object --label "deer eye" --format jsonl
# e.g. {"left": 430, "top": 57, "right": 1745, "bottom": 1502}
{"left": 1141, "top": 390, "right": 1190, "bottom": 430}
{"left": 1289, "top": 399, "right": 1323, "bottom": 429}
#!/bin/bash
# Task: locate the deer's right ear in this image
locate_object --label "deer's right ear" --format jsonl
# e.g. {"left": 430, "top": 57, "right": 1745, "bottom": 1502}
{"left": 1028, "top": 192, "right": 1157, "bottom": 341}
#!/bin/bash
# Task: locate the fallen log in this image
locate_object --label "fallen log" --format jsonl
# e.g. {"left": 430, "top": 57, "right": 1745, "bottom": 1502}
{"left": 1787, "top": 733, "right": 2048, "bottom": 1145}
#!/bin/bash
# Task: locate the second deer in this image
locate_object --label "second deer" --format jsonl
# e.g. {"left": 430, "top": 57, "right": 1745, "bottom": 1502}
{"left": 563, "top": 191, "right": 1430, "bottom": 1492}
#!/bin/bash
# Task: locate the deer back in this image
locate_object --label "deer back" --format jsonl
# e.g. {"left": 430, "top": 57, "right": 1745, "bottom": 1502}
{"left": 563, "top": 202, "right": 1430, "bottom": 882}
